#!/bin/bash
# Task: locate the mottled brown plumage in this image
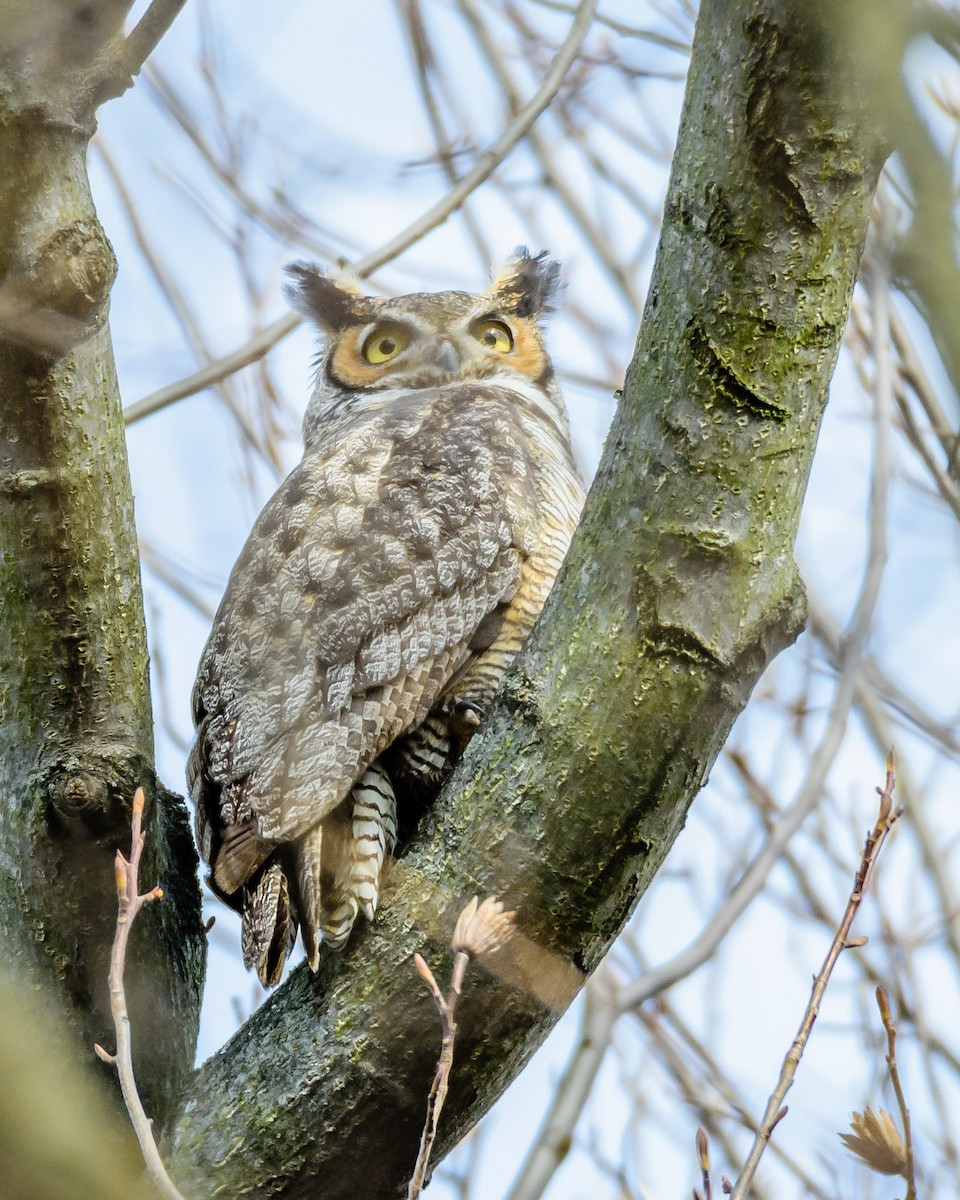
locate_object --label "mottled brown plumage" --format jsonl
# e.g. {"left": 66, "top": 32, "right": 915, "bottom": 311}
{"left": 188, "top": 250, "right": 584, "bottom": 985}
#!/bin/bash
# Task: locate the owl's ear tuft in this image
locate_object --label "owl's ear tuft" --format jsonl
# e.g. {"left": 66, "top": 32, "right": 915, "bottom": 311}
{"left": 285, "top": 261, "right": 375, "bottom": 332}
{"left": 487, "top": 247, "right": 562, "bottom": 318}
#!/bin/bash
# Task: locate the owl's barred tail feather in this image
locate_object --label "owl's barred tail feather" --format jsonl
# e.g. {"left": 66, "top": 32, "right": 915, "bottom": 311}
{"left": 313, "top": 763, "right": 397, "bottom": 952}
{"left": 348, "top": 765, "right": 398, "bottom": 920}
{"left": 241, "top": 765, "right": 398, "bottom": 986}
{"left": 241, "top": 860, "right": 294, "bottom": 987}
{"left": 293, "top": 824, "right": 325, "bottom": 969}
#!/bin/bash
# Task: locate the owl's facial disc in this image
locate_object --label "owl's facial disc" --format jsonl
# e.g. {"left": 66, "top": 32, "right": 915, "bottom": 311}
{"left": 323, "top": 295, "right": 550, "bottom": 394}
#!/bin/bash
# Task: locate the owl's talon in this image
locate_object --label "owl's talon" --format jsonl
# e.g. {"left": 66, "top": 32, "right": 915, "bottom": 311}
{"left": 454, "top": 700, "right": 483, "bottom": 727}
{"left": 318, "top": 763, "right": 397, "bottom": 947}
{"left": 450, "top": 699, "right": 485, "bottom": 754}
{"left": 320, "top": 895, "right": 358, "bottom": 950}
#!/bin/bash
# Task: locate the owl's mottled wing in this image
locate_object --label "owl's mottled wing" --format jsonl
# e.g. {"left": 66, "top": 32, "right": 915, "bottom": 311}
{"left": 190, "top": 385, "right": 537, "bottom": 864}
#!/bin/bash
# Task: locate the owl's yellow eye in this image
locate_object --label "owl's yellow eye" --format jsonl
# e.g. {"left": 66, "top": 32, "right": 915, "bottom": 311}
{"left": 471, "top": 319, "right": 514, "bottom": 353}
{"left": 362, "top": 324, "right": 410, "bottom": 364}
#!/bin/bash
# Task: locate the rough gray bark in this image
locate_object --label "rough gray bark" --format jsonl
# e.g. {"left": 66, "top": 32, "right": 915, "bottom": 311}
{"left": 0, "top": 3, "right": 204, "bottom": 1128}
{"left": 168, "top": 2, "right": 884, "bottom": 1197}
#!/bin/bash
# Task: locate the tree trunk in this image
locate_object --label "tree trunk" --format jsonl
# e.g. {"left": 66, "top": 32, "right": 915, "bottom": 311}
{"left": 168, "top": 2, "right": 884, "bottom": 1196}
{"left": 0, "top": 3, "right": 204, "bottom": 1128}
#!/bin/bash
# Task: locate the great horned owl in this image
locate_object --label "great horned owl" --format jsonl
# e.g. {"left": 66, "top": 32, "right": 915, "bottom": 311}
{"left": 188, "top": 250, "right": 585, "bottom": 986}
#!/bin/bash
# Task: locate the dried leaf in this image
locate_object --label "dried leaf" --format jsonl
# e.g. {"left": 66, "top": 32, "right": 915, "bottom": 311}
{"left": 451, "top": 895, "right": 516, "bottom": 959}
{"left": 839, "top": 1107, "right": 907, "bottom": 1177}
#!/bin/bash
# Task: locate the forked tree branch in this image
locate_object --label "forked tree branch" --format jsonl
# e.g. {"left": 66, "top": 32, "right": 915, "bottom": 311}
{"left": 91, "top": 0, "right": 190, "bottom": 105}
{"left": 166, "top": 4, "right": 885, "bottom": 1196}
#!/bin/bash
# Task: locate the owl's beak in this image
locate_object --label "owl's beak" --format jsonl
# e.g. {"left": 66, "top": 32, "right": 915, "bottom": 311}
{"left": 427, "top": 339, "right": 461, "bottom": 374}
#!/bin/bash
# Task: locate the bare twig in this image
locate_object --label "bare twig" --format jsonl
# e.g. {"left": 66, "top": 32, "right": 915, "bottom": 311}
{"left": 618, "top": 679, "right": 866, "bottom": 1012}
{"left": 890, "top": 302, "right": 959, "bottom": 471}
{"left": 842, "top": 226, "right": 893, "bottom": 670}
{"left": 462, "top": 0, "right": 641, "bottom": 311}
{"left": 728, "top": 757, "right": 903, "bottom": 1200}
{"left": 808, "top": 592, "right": 960, "bottom": 760}
{"left": 409, "top": 897, "right": 516, "bottom": 1200}
{"left": 124, "top": 0, "right": 597, "bottom": 425}
{"left": 848, "top": 293, "right": 960, "bottom": 523}
{"left": 875, "top": 986, "right": 917, "bottom": 1198}
{"left": 527, "top": 0, "right": 691, "bottom": 50}
{"left": 638, "top": 996, "right": 829, "bottom": 1199}
{"left": 145, "top": 62, "right": 341, "bottom": 260}
{"left": 123, "top": 310, "right": 300, "bottom": 426}
{"left": 95, "top": 138, "right": 277, "bottom": 470}
{"left": 400, "top": 0, "right": 493, "bottom": 269}
{"left": 694, "top": 1127, "right": 713, "bottom": 1200}
{"left": 94, "top": 788, "right": 188, "bottom": 1200}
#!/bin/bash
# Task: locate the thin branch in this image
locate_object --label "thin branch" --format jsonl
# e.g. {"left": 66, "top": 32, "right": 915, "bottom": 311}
{"left": 808, "top": 592, "right": 960, "bottom": 760}
{"left": 95, "top": 138, "right": 278, "bottom": 470}
{"left": 124, "top": 0, "right": 189, "bottom": 77}
{"left": 357, "top": 0, "right": 595, "bottom": 277}
{"left": 409, "top": 898, "right": 516, "bottom": 1200}
{"left": 408, "top": 950, "right": 466, "bottom": 1200}
{"left": 728, "top": 757, "right": 904, "bottom": 1200}
{"left": 94, "top": 788, "right": 188, "bottom": 1200}
{"left": 809, "top": 599, "right": 960, "bottom": 987}
{"left": 124, "top": 0, "right": 597, "bottom": 426}
{"left": 463, "top": 0, "right": 641, "bottom": 311}
{"left": 890, "top": 302, "right": 959, "bottom": 471}
{"left": 123, "top": 310, "right": 300, "bottom": 426}
{"left": 848, "top": 292, "right": 960, "bottom": 523}
{"left": 145, "top": 63, "right": 341, "bottom": 260}
{"left": 527, "top": 0, "right": 691, "bottom": 50}
{"left": 736, "top": 750, "right": 960, "bottom": 1090}
{"left": 638, "top": 995, "right": 830, "bottom": 1200}
{"left": 618, "top": 694, "right": 861, "bottom": 1012}
{"left": 400, "top": 0, "right": 493, "bottom": 269}
{"left": 843, "top": 228, "right": 893, "bottom": 668}
{"left": 876, "top": 986, "right": 917, "bottom": 1199}
{"left": 141, "top": 540, "right": 218, "bottom": 623}
{"left": 887, "top": 910, "right": 960, "bottom": 1187}
{"left": 93, "top": 0, "right": 189, "bottom": 102}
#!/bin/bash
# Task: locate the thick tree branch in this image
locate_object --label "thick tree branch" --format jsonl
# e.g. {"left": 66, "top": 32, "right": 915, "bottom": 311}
{"left": 168, "top": 3, "right": 884, "bottom": 1197}
{"left": 0, "top": 7, "right": 204, "bottom": 1127}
